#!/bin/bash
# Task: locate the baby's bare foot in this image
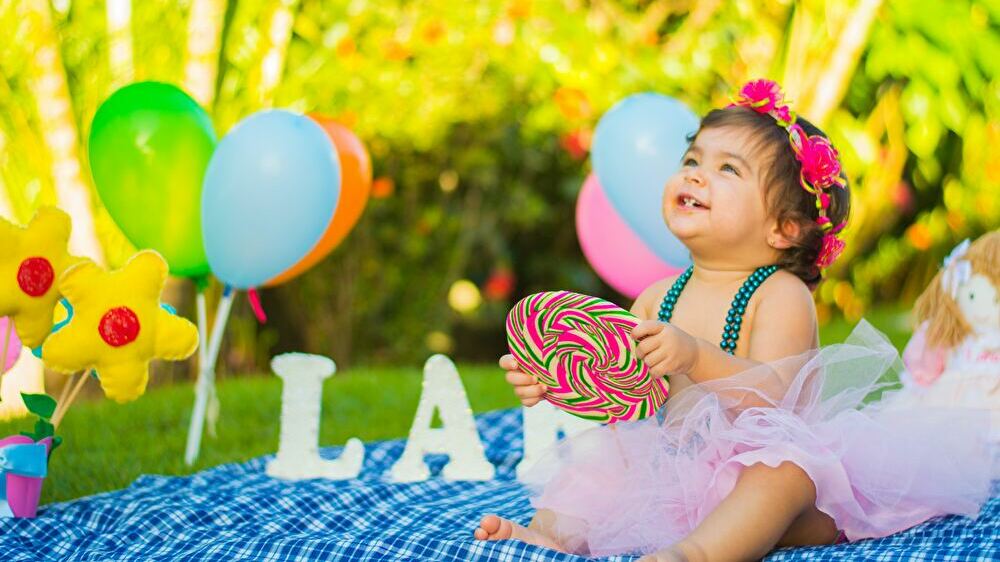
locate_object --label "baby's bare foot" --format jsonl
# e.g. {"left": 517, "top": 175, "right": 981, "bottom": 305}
{"left": 473, "top": 515, "right": 514, "bottom": 541}
{"left": 473, "top": 514, "right": 564, "bottom": 552}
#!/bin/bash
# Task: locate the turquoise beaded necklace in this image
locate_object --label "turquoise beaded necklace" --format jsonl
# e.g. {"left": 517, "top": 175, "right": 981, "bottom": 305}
{"left": 658, "top": 265, "right": 779, "bottom": 355}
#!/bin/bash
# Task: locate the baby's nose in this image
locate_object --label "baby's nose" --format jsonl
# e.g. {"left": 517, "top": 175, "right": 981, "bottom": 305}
{"left": 684, "top": 170, "right": 706, "bottom": 186}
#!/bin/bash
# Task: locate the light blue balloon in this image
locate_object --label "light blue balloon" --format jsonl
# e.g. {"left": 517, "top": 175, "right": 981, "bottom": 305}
{"left": 591, "top": 93, "right": 700, "bottom": 267}
{"left": 202, "top": 110, "right": 340, "bottom": 289}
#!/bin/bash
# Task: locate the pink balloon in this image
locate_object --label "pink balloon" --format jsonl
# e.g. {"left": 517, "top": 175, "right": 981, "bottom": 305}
{"left": 0, "top": 317, "right": 21, "bottom": 372}
{"left": 576, "top": 174, "right": 686, "bottom": 299}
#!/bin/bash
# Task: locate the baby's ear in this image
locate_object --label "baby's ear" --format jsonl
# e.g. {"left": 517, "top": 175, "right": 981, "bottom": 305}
{"left": 769, "top": 219, "right": 801, "bottom": 250}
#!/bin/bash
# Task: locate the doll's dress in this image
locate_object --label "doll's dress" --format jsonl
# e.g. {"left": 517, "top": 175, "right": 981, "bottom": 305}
{"left": 894, "top": 326, "right": 1000, "bottom": 442}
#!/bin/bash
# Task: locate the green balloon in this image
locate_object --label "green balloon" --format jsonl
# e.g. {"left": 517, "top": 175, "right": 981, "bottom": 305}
{"left": 89, "top": 81, "right": 216, "bottom": 278}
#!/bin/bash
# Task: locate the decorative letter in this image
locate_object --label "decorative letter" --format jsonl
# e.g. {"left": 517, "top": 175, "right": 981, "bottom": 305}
{"left": 266, "top": 353, "right": 365, "bottom": 480}
{"left": 516, "top": 400, "right": 599, "bottom": 480}
{"left": 390, "top": 355, "right": 494, "bottom": 482}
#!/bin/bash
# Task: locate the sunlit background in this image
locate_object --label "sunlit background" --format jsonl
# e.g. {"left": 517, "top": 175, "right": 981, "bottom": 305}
{"left": 1, "top": 0, "right": 997, "bottom": 377}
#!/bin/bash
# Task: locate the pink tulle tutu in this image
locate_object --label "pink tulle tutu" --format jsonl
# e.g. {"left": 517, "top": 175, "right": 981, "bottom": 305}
{"left": 522, "top": 322, "right": 997, "bottom": 557}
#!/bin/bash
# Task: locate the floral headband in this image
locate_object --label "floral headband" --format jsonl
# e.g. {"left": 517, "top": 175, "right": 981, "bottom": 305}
{"left": 729, "top": 79, "right": 847, "bottom": 269}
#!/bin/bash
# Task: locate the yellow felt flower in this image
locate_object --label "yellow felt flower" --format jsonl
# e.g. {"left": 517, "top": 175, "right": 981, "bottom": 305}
{"left": 0, "top": 207, "right": 83, "bottom": 348}
{"left": 41, "top": 251, "right": 199, "bottom": 403}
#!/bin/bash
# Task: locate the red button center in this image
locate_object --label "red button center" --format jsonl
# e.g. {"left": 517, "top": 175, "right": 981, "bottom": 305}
{"left": 99, "top": 307, "right": 141, "bottom": 347}
{"left": 17, "top": 257, "right": 55, "bottom": 297}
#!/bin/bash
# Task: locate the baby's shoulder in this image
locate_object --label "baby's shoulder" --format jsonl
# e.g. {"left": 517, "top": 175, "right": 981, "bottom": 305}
{"left": 758, "top": 269, "right": 812, "bottom": 302}
{"left": 756, "top": 269, "right": 814, "bottom": 309}
{"left": 747, "top": 270, "right": 819, "bottom": 356}
{"left": 631, "top": 274, "right": 682, "bottom": 318}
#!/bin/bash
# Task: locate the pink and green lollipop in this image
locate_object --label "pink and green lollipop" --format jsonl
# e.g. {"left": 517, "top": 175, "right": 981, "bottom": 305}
{"left": 506, "top": 291, "right": 668, "bottom": 423}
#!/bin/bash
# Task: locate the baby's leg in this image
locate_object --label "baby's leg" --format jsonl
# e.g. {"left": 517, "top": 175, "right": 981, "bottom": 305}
{"left": 473, "top": 509, "right": 566, "bottom": 552}
{"left": 642, "top": 462, "right": 834, "bottom": 562}
{"left": 528, "top": 508, "right": 590, "bottom": 552}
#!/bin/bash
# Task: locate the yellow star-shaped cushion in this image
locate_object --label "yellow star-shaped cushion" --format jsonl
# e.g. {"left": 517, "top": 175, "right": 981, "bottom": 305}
{"left": 0, "top": 207, "right": 83, "bottom": 347}
{"left": 41, "top": 250, "right": 199, "bottom": 403}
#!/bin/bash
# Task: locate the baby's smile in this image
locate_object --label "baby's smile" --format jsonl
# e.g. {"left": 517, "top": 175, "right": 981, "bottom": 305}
{"left": 676, "top": 192, "right": 709, "bottom": 211}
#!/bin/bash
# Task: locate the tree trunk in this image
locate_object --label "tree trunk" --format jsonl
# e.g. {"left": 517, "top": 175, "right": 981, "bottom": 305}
{"left": 0, "top": 145, "right": 12, "bottom": 219}
{"left": 106, "top": 0, "right": 134, "bottom": 88}
{"left": 803, "top": 0, "right": 884, "bottom": 125}
{"left": 258, "top": 0, "right": 300, "bottom": 105}
{"left": 25, "top": 0, "right": 105, "bottom": 264}
{"left": 184, "top": 0, "right": 227, "bottom": 108}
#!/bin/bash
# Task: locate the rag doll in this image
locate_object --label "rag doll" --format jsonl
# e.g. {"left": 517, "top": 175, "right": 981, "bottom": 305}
{"left": 896, "top": 232, "right": 1000, "bottom": 444}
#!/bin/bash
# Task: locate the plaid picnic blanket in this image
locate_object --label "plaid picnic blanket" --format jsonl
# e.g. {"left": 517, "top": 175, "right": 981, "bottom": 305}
{"left": 1, "top": 408, "right": 996, "bottom": 561}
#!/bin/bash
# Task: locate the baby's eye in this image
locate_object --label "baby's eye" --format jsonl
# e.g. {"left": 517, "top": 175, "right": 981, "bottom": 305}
{"left": 682, "top": 157, "right": 698, "bottom": 167}
{"left": 721, "top": 163, "right": 740, "bottom": 176}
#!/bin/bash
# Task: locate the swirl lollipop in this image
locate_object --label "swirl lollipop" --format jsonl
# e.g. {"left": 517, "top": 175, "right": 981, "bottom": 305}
{"left": 506, "top": 291, "right": 668, "bottom": 423}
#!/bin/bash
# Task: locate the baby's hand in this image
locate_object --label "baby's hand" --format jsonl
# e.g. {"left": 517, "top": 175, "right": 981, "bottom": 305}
{"left": 499, "top": 354, "right": 547, "bottom": 407}
{"left": 631, "top": 320, "right": 698, "bottom": 379}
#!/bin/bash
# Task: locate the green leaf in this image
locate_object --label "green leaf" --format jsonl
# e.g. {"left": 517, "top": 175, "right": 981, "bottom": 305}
{"left": 33, "top": 418, "right": 54, "bottom": 439}
{"left": 50, "top": 435, "right": 63, "bottom": 454}
{"left": 21, "top": 393, "right": 57, "bottom": 419}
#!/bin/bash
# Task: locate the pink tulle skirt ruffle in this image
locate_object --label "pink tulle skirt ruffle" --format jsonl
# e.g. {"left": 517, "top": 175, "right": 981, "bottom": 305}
{"left": 522, "top": 322, "right": 997, "bottom": 557}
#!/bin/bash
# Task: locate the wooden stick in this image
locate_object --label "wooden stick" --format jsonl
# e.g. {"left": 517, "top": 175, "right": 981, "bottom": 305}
{"left": 0, "top": 320, "right": 12, "bottom": 377}
{"left": 53, "top": 372, "right": 79, "bottom": 419}
{"left": 609, "top": 423, "right": 630, "bottom": 470}
{"left": 52, "top": 370, "right": 90, "bottom": 428}
{"left": 51, "top": 374, "right": 77, "bottom": 426}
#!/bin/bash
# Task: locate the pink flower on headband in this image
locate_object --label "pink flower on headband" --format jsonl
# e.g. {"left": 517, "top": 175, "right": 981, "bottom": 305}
{"left": 816, "top": 233, "right": 846, "bottom": 268}
{"left": 730, "top": 78, "right": 848, "bottom": 270}
{"left": 774, "top": 105, "right": 792, "bottom": 124}
{"left": 798, "top": 136, "right": 843, "bottom": 189}
{"left": 737, "top": 79, "right": 784, "bottom": 113}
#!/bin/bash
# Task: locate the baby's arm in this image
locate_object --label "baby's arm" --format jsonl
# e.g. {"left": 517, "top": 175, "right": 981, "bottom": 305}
{"left": 629, "top": 276, "right": 678, "bottom": 319}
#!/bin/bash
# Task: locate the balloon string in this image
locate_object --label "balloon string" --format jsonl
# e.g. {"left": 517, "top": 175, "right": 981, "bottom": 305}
{"left": 247, "top": 288, "right": 267, "bottom": 323}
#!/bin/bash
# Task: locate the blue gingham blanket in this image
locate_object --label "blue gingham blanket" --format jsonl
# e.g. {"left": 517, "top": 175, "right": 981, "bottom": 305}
{"left": 1, "top": 409, "right": 996, "bottom": 561}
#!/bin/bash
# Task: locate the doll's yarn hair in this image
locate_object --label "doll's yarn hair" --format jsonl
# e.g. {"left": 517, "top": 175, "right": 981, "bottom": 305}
{"left": 914, "top": 230, "right": 1000, "bottom": 348}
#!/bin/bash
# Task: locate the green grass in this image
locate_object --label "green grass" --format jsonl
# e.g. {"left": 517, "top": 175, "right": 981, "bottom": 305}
{"left": 0, "top": 310, "right": 912, "bottom": 506}
{"left": 820, "top": 307, "right": 911, "bottom": 351}
{"left": 0, "top": 363, "right": 519, "bottom": 505}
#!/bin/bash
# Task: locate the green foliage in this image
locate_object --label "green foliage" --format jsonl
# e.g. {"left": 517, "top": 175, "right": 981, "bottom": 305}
{"left": 841, "top": 0, "right": 1000, "bottom": 311}
{"left": 0, "top": 0, "right": 996, "bottom": 369}
{"left": 17, "top": 392, "right": 62, "bottom": 453}
{"left": 21, "top": 393, "right": 57, "bottom": 419}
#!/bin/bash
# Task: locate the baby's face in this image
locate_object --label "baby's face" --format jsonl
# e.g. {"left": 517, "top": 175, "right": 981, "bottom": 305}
{"left": 662, "top": 126, "right": 775, "bottom": 262}
{"left": 957, "top": 273, "right": 1000, "bottom": 335}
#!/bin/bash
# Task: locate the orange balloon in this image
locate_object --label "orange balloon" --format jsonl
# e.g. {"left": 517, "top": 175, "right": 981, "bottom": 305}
{"left": 266, "top": 115, "right": 372, "bottom": 286}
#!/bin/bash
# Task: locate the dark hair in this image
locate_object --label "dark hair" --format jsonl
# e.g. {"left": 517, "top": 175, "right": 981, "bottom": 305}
{"left": 691, "top": 106, "right": 850, "bottom": 288}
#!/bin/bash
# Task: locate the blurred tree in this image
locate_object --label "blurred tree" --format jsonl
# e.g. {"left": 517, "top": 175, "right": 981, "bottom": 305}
{"left": 21, "top": 0, "right": 105, "bottom": 263}
{"left": 0, "top": 0, "right": 996, "bottom": 372}
{"left": 183, "top": 0, "right": 226, "bottom": 107}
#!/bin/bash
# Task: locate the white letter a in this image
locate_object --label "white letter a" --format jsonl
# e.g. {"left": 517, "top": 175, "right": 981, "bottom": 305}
{"left": 390, "top": 355, "right": 495, "bottom": 482}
